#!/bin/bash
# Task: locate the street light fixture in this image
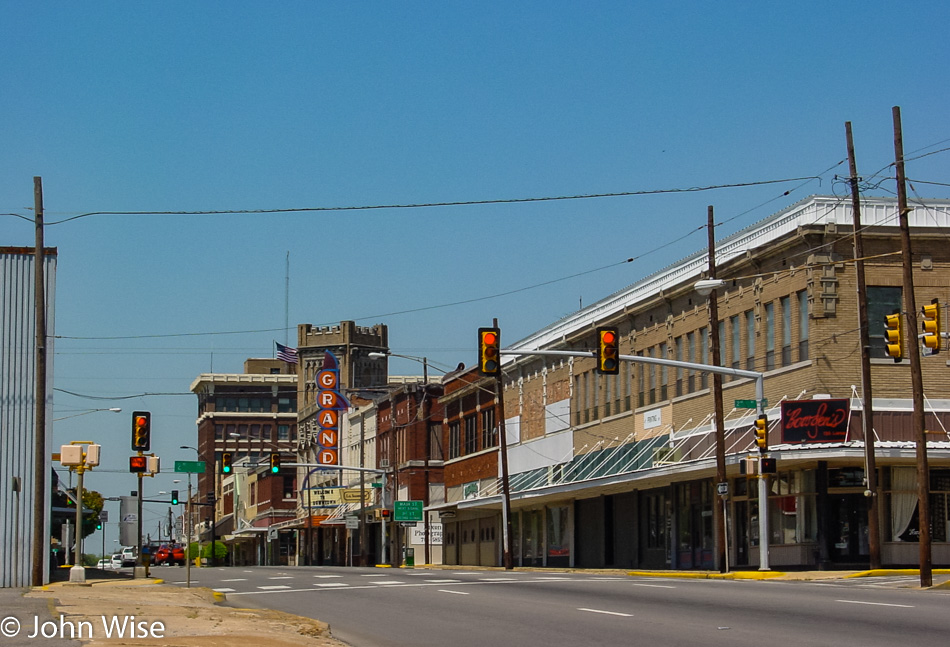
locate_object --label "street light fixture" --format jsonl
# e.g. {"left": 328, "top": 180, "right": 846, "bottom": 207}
{"left": 54, "top": 407, "right": 122, "bottom": 422}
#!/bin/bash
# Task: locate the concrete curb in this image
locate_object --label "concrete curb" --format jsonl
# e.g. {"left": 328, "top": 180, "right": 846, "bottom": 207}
{"left": 844, "top": 569, "right": 950, "bottom": 578}
{"left": 628, "top": 570, "right": 785, "bottom": 580}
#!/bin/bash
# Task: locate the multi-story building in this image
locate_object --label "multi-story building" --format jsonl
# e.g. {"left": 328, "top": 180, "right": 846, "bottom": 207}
{"left": 294, "top": 321, "right": 389, "bottom": 565}
{"left": 189, "top": 358, "right": 297, "bottom": 564}
{"left": 436, "top": 196, "right": 950, "bottom": 571}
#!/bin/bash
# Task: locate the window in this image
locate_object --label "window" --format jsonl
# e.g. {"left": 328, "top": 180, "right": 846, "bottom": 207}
{"left": 574, "top": 375, "right": 582, "bottom": 426}
{"left": 868, "top": 286, "right": 903, "bottom": 359}
{"left": 686, "top": 333, "right": 695, "bottom": 393}
{"left": 637, "top": 353, "right": 646, "bottom": 407}
{"left": 675, "top": 336, "right": 683, "bottom": 397}
{"left": 480, "top": 408, "right": 496, "bottom": 449}
{"left": 931, "top": 470, "right": 950, "bottom": 542}
{"left": 798, "top": 290, "right": 809, "bottom": 360}
{"left": 449, "top": 422, "right": 461, "bottom": 459}
{"left": 781, "top": 296, "right": 792, "bottom": 366}
{"left": 215, "top": 424, "right": 224, "bottom": 440}
{"left": 278, "top": 424, "right": 290, "bottom": 441}
{"left": 765, "top": 302, "right": 775, "bottom": 370}
{"left": 624, "top": 361, "right": 633, "bottom": 411}
{"left": 464, "top": 416, "right": 477, "bottom": 455}
{"left": 731, "top": 315, "right": 741, "bottom": 370}
{"left": 648, "top": 347, "right": 656, "bottom": 404}
{"left": 278, "top": 397, "right": 295, "bottom": 413}
{"left": 659, "top": 342, "right": 668, "bottom": 401}
{"left": 746, "top": 310, "right": 756, "bottom": 371}
{"left": 700, "top": 327, "right": 709, "bottom": 389}
{"left": 429, "top": 423, "right": 444, "bottom": 460}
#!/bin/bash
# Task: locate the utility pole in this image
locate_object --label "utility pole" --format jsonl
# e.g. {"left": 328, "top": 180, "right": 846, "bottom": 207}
{"left": 845, "top": 121, "right": 881, "bottom": 569}
{"left": 494, "top": 318, "right": 514, "bottom": 570}
{"left": 706, "top": 206, "right": 728, "bottom": 573}
{"left": 31, "top": 176, "right": 47, "bottom": 587}
{"left": 893, "top": 106, "right": 932, "bottom": 587}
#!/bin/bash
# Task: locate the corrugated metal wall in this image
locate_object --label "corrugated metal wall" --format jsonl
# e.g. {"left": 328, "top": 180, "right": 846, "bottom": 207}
{"left": 0, "top": 248, "right": 56, "bottom": 587}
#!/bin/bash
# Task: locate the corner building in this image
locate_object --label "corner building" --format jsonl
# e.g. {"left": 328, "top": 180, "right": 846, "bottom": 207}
{"left": 437, "top": 196, "right": 950, "bottom": 570}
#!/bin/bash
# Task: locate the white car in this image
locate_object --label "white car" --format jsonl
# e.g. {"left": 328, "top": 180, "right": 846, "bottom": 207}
{"left": 111, "top": 554, "right": 123, "bottom": 569}
{"left": 120, "top": 547, "right": 137, "bottom": 567}
{"left": 96, "top": 558, "right": 111, "bottom": 569}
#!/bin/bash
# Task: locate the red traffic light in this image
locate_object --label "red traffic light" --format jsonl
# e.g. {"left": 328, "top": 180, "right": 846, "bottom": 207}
{"left": 478, "top": 327, "right": 501, "bottom": 376}
{"left": 131, "top": 410, "right": 151, "bottom": 451}
{"left": 596, "top": 327, "right": 620, "bottom": 375}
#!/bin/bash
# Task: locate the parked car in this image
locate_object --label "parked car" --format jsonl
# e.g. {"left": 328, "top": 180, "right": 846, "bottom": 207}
{"left": 120, "top": 547, "right": 137, "bottom": 567}
{"left": 154, "top": 544, "right": 186, "bottom": 566}
{"left": 96, "top": 558, "right": 111, "bottom": 569}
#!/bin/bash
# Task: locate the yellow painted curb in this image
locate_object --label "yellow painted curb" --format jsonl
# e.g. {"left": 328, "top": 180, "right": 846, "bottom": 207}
{"left": 375, "top": 564, "right": 392, "bottom": 568}
{"left": 213, "top": 591, "right": 227, "bottom": 602}
{"left": 628, "top": 570, "right": 785, "bottom": 580}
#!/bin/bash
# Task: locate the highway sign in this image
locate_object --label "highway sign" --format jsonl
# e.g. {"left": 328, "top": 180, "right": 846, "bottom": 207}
{"left": 174, "top": 460, "right": 206, "bottom": 474}
{"left": 394, "top": 500, "right": 423, "bottom": 522}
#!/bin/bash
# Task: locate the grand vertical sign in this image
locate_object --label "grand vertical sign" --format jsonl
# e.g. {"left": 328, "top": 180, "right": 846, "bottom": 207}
{"left": 316, "top": 351, "right": 347, "bottom": 465}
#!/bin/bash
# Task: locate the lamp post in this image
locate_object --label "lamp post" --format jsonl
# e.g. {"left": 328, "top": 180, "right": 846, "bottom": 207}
{"left": 368, "top": 352, "right": 432, "bottom": 566}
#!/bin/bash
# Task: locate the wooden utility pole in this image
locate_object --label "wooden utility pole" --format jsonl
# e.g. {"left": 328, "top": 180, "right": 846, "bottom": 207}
{"left": 706, "top": 206, "right": 728, "bottom": 573}
{"left": 845, "top": 121, "right": 882, "bottom": 569}
{"left": 32, "top": 176, "right": 47, "bottom": 586}
{"left": 494, "top": 318, "right": 514, "bottom": 570}
{"left": 892, "top": 106, "right": 932, "bottom": 587}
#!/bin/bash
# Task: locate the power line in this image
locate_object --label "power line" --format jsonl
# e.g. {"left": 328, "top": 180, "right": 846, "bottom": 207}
{"left": 41, "top": 176, "right": 821, "bottom": 225}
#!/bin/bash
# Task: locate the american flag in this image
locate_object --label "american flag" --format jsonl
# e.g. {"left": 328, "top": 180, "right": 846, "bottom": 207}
{"left": 276, "top": 342, "right": 298, "bottom": 364}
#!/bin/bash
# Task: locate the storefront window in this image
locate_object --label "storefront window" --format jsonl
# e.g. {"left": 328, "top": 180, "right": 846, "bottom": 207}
{"left": 546, "top": 506, "right": 571, "bottom": 567}
{"left": 931, "top": 470, "right": 950, "bottom": 542}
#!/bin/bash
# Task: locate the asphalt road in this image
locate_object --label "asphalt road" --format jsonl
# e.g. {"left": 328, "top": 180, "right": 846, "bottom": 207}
{"left": 165, "top": 566, "right": 949, "bottom": 647}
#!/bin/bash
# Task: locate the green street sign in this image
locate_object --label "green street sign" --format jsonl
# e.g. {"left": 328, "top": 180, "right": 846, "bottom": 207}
{"left": 393, "top": 500, "right": 423, "bottom": 522}
{"left": 735, "top": 399, "right": 766, "bottom": 409}
{"left": 174, "top": 460, "right": 206, "bottom": 474}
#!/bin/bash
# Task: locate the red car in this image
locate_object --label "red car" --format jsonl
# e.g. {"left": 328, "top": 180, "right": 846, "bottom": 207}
{"left": 153, "top": 545, "right": 186, "bottom": 566}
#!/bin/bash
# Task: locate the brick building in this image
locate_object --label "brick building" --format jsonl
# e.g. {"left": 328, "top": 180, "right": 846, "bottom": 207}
{"left": 188, "top": 358, "right": 297, "bottom": 564}
{"left": 435, "top": 195, "right": 950, "bottom": 571}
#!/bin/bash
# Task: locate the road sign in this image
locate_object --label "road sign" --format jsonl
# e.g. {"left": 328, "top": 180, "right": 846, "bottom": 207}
{"left": 734, "top": 399, "right": 767, "bottom": 409}
{"left": 394, "top": 500, "right": 424, "bottom": 522}
{"left": 341, "top": 488, "right": 374, "bottom": 503}
{"left": 717, "top": 482, "right": 729, "bottom": 497}
{"left": 399, "top": 521, "right": 418, "bottom": 528}
{"left": 174, "top": 460, "right": 206, "bottom": 474}
{"left": 345, "top": 517, "right": 359, "bottom": 530}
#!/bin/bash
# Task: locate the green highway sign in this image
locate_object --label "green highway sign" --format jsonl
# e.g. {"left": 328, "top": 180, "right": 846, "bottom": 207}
{"left": 393, "top": 500, "right": 423, "bottom": 522}
{"left": 174, "top": 460, "right": 206, "bottom": 474}
{"left": 735, "top": 399, "right": 767, "bottom": 409}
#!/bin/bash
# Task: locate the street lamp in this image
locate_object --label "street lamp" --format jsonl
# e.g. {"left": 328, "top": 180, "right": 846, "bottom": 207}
{"left": 53, "top": 407, "right": 122, "bottom": 422}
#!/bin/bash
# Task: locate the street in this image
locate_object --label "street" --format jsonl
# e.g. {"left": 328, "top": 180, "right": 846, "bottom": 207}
{"left": 165, "top": 566, "right": 949, "bottom": 647}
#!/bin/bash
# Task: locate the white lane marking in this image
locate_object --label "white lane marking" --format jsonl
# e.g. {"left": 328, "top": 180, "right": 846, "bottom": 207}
{"left": 439, "top": 589, "right": 470, "bottom": 595}
{"left": 258, "top": 585, "right": 291, "bottom": 590}
{"left": 314, "top": 574, "right": 343, "bottom": 578}
{"left": 632, "top": 583, "right": 676, "bottom": 589}
{"left": 425, "top": 579, "right": 461, "bottom": 583}
{"left": 268, "top": 576, "right": 294, "bottom": 580}
{"left": 578, "top": 608, "right": 632, "bottom": 617}
{"left": 315, "top": 583, "right": 349, "bottom": 588}
{"left": 220, "top": 578, "right": 247, "bottom": 582}
{"left": 453, "top": 572, "right": 480, "bottom": 575}
{"left": 480, "top": 577, "right": 517, "bottom": 582}
{"left": 836, "top": 600, "right": 914, "bottom": 608}
{"left": 534, "top": 577, "right": 572, "bottom": 581}
{"left": 375, "top": 580, "right": 406, "bottom": 585}
{"left": 360, "top": 574, "right": 388, "bottom": 577}
{"left": 213, "top": 587, "right": 235, "bottom": 592}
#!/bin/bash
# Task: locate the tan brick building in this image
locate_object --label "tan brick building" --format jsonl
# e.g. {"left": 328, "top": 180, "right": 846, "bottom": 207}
{"left": 437, "top": 196, "right": 950, "bottom": 571}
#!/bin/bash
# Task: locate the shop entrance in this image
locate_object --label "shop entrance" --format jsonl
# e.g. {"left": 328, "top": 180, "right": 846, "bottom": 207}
{"left": 828, "top": 494, "right": 869, "bottom": 564}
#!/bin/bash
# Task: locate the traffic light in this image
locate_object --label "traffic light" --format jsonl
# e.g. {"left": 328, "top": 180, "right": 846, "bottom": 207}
{"left": 754, "top": 416, "right": 768, "bottom": 450}
{"left": 596, "top": 327, "right": 620, "bottom": 374}
{"left": 222, "top": 452, "right": 233, "bottom": 474}
{"left": 478, "top": 327, "right": 501, "bottom": 376}
{"left": 131, "top": 411, "right": 151, "bottom": 451}
{"left": 922, "top": 298, "right": 941, "bottom": 354}
{"left": 270, "top": 453, "right": 280, "bottom": 474}
{"left": 884, "top": 309, "right": 903, "bottom": 362}
{"left": 380, "top": 508, "right": 391, "bottom": 520}
{"left": 171, "top": 490, "right": 179, "bottom": 505}
{"left": 129, "top": 455, "right": 147, "bottom": 473}
{"left": 96, "top": 521, "right": 102, "bottom": 530}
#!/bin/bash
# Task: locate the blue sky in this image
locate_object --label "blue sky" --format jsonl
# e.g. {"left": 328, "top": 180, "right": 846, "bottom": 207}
{"left": 3, "top": 2, "right": 949, "bottom": 548}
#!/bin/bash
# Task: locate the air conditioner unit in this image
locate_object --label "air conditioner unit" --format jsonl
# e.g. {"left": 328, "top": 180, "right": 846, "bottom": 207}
{"left": 379, "top": 459, "right": 390, "bottom": 469}
{"left": 652, "top": 446, "right": 682, "bottom": 465}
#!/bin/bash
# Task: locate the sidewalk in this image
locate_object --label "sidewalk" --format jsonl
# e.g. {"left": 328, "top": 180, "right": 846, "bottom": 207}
{"left": 0, "top": 587, "right": 80, "bottom": 647}
{"left": 23, "top": 578, "right": 347, "bottom": 647}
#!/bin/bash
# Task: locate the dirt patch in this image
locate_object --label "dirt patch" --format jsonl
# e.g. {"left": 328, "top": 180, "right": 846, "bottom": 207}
{"left": 28, "top": 582, "right": 347, "bottom": 647}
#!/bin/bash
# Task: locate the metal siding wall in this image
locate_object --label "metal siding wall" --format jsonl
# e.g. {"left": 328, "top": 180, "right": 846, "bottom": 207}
{"left": 0, "top": 251, "right": 55, "bottom": 587}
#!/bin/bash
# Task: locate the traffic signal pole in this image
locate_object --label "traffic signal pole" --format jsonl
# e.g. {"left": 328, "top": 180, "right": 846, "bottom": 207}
{"left": 500, "top": 347, "right": 771, "bottom": 570}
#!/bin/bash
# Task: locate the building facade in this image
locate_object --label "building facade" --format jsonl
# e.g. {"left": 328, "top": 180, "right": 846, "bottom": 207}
{"left": 436, "top": 196, "right": 950, "bottom": 571}
{"left": 189, "top": 358, "right": 298, "bottom": 564}
{"left": 0, "top": 247, "right": 56, "bottom": 587}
